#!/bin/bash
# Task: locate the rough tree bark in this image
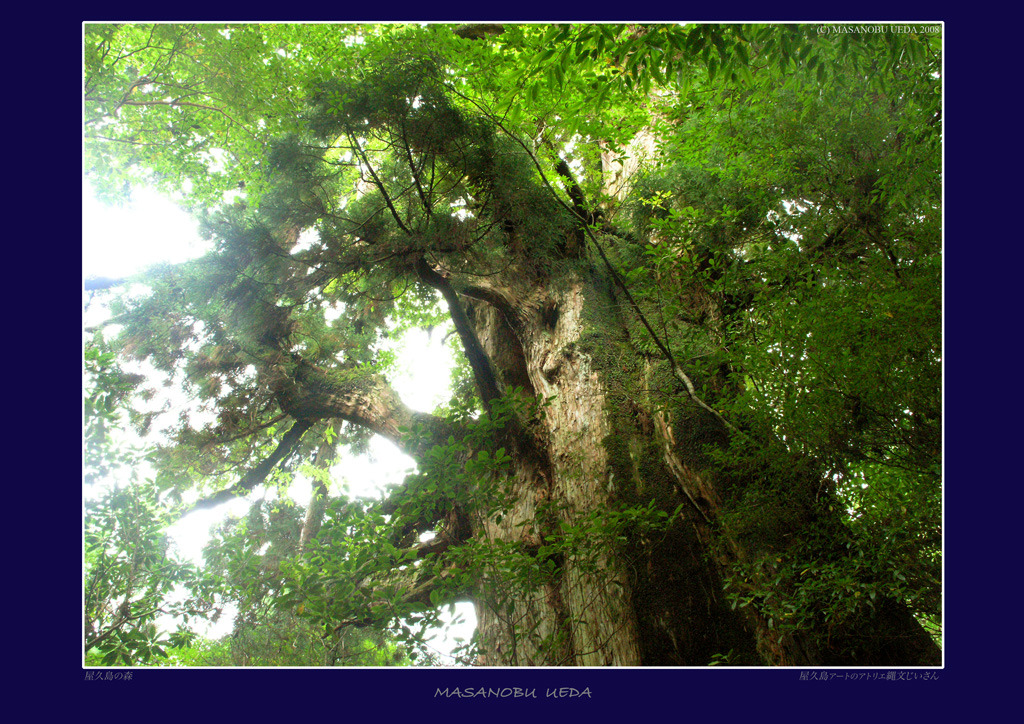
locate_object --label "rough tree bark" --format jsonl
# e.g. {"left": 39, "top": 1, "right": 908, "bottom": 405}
{"left": 450, "top": 257, "right": 939, "bottom": 666}
{"left": 460, "top": 266, "right": 756, "bottom": 665}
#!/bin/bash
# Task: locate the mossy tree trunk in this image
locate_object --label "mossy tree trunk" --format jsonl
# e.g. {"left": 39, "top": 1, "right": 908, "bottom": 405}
{"left": 448, "top": 259, "right": 938, "bottom": 666}
{"left": 456, "top": 265, "right": 742, "bottom": 665}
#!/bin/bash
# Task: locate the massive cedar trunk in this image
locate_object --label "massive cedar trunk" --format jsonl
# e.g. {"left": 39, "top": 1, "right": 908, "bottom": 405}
{"left": 168, "top": 185, "right": 940, "bottom": 668}
{"left": 463, "top": 269, "right": 669, "bottom": 664}
{"left": 433, "top": 256, "right": 939, "bottom": 666}
{"left": 467, "top": 273, "right": 650, "bottom": 665}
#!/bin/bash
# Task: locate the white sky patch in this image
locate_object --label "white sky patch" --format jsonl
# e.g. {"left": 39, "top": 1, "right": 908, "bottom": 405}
{"left": 83, "top": 186, "right": 210, "bottom": 279}
{"left": 292, "top": 227, "right": 320, "bottom": 254}
{"left": 388, "top": 327, "right": 455, "bottom": 412}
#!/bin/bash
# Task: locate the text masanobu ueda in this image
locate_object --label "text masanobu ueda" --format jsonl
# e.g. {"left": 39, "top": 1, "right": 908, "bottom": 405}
{"left": 434, "top": 687, "right": 592, "bottom": 699}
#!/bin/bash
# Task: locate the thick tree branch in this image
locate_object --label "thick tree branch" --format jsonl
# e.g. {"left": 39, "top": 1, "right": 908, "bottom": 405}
{"left": 189, "top": 418, "right": 314, "bottom": 512}
{"left": 271, "top": 358, "right": 461, "bottom": 459}
{"left": 553, "top": 158, "right": 592, "bottom": 222}
{"left": 299, "top": 428, "right": 338, "bottom": 551}
{"left": 85, "top": 603, "right": 164, "bottom": 651}
{"left": 445, "top": 89, "right": 749, "bottom": 440}
{"left": 453, "top": 24, "right": 505, "bottom": 40}
{"left": 332, "top": 563, "right": 471, "bottom": 630}
{"left": 414, "top": 256, "right": 503, "bottom": 409}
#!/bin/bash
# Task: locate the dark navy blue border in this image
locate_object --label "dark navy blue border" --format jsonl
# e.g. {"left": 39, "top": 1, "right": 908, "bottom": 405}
{"left": 40, "top": 4, "right": 1010, "bottom": 719}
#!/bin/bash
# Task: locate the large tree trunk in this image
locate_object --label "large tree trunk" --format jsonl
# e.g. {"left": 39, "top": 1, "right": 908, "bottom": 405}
{"left": 192, "top": 194, "right": 938, "bottom": 668}
{"left": 455, "top": 262, "right": 938, "bottom": 666}
{"left": 458, "top": 265, "right": 741, "bottom": 665}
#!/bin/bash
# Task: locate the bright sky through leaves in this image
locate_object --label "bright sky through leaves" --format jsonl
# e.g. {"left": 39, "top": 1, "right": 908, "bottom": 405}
{"left": 83, "top": 187, "right": 475, "bottom": 660}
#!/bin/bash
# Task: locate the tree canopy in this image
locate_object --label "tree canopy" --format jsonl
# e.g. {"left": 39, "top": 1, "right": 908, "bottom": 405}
{"left": 83, "top": 22, "right": 941, "bottom": 667}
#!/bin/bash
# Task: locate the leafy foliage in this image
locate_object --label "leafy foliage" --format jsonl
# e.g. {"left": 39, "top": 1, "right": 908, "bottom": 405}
{"left": 196, "top": 499, "right": 429, "bottom": 665}
{"left": 84, "top": 23, "right": 942, "bottom": 665}
{"left": 602, "top": 25, "right": 941, "bottom": 654}
{"left": 84, "top": 340, "right": 212, "bottom": 665}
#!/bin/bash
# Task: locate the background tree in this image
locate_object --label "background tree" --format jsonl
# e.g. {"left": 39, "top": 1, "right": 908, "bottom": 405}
{"left": 616, "top": 30, "right": 941, "bottom": 655}
{"left": 189, "top": 498, "right": 434, "bottom": 665}
{"left": 84, "top": 22, "right": 942, "bottom": 666}
{"left": 84, "top": 339, "right": 212, "bottom": 665}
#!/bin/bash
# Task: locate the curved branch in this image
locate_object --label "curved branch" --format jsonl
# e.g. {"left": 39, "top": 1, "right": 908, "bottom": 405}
{"left": 348, "top": 131, "right": 413, "bottom": 236}
{"left": 399, "top": 116, "right": 433, "bottom": 216}
{"left": 554, "top": 159, "right": 590, "bottom": 219}
{"left": 189, "top": 418, "right": 315, "bottom": 512}
{"left": 415, "top": 256, "right": 502, "bottom": 409}
{"left": 271, "top": 358, "right": 461, "bottom": 459}
{"left": 332, "top": 563, "right": 472, "bottom": 631}
{"left": 115, "top": 99, "right": 250, "bottom": 133}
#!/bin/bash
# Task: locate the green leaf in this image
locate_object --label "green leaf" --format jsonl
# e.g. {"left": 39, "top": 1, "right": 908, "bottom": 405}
{"left": 734, "top": 41, "right": 750, "bottom": 67}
